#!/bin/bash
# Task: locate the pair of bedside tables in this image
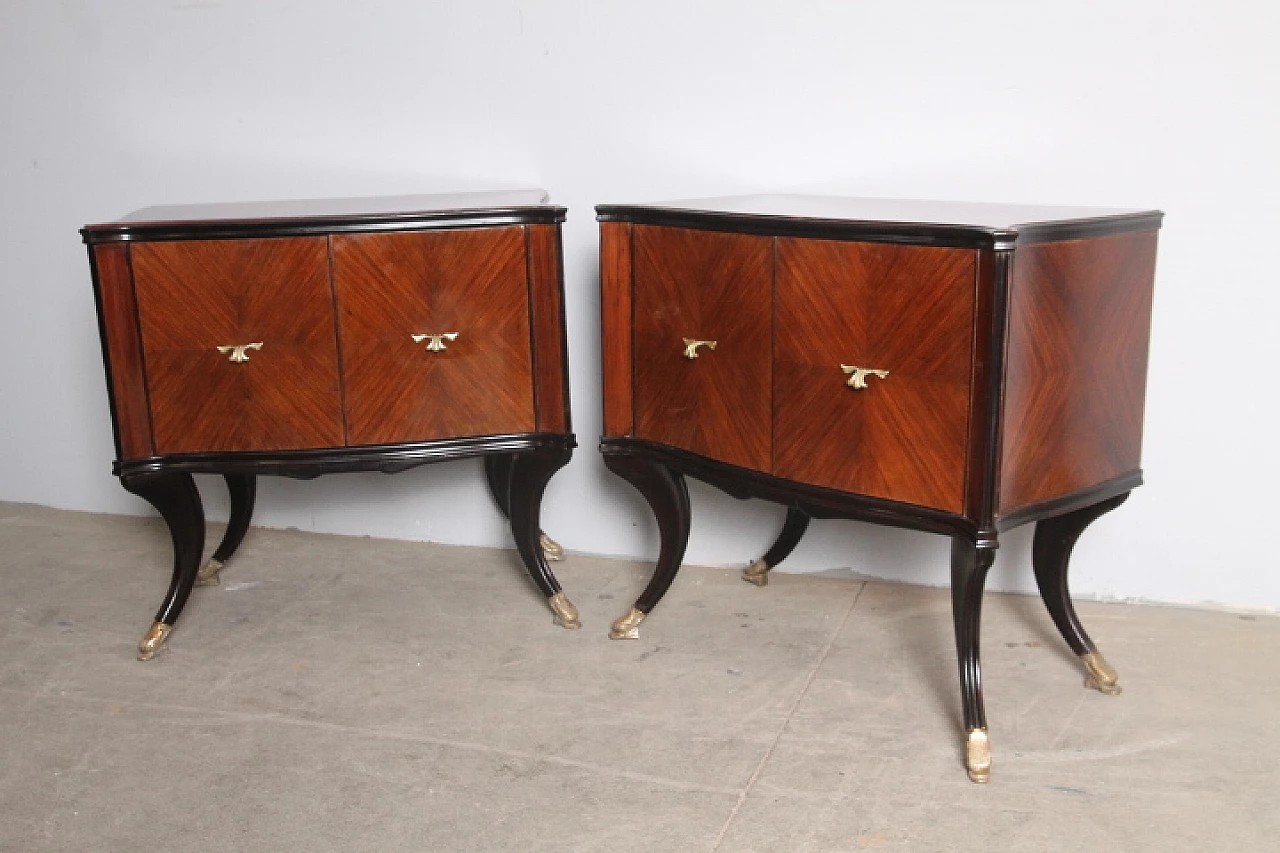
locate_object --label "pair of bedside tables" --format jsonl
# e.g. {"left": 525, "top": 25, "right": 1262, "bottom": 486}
{"left": 83, "top": 190, "right": 1160, "bottom": 782}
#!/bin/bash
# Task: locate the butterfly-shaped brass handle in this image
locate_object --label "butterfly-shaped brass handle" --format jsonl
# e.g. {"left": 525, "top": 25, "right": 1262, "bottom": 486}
{"left": 682, "top": 338, "right": 717, "bottom": 359}
{"left": 216, "top": 342, "right": 263, "bottom": 363}
{"left": 841, "top": 365, "right": 889, "bottom": 389}
{"left": 412, "top": 333, "right": 459, "bottom": 352}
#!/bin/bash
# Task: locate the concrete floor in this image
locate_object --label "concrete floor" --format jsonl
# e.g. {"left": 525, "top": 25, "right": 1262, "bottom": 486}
{"left": 1, "top": 502, "right": 1276, "bottom": 852}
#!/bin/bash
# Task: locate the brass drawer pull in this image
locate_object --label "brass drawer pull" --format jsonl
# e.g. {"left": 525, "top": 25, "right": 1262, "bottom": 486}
{"left": 216, "top": 342, "right": 263, "bottom": 363}
{"left": 682, "top": 338, "right": 717, "bottom": 359}
{"left": 841, "top": 365, "right": 889, "bottom": 389}
{"left": 412, "top": 332, "right": 459, "bottom": 352}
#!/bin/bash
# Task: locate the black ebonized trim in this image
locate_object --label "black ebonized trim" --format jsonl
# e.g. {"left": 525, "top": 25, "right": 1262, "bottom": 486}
{"left": 995, "top": 471, "right": 1143, "bottom": 533}
{"left": 1012, "top": 217, "right": 1163, "bottom": 246}
{"left": 975, "top": 249, "right": 1013, "bottom": 542}
{"left": 117, "top": 432, "right": 576, "bottom": 480}
{"left": 600, "top": 437, "right": 977, "bottom": 541}
{"left": 82, "top": 207, "right": 568, "bottom": 245}
{"left": 595, "top": 207, "right": 1163, "bottom": 250}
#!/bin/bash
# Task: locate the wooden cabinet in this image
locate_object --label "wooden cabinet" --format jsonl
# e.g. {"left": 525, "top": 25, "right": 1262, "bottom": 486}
{"left": 597, "top": 195, "right": 1162, "bottom": 783}
{"left": 83, "top": 191, "right": 579, "bottom": 662}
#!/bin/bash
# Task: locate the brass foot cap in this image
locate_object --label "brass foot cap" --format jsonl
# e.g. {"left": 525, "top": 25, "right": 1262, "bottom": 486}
{"left": 1081, "top": 652, "right": 1122, "bottom": 695}
{"left": 609, "top": 607, "right": 646, "bottom": 640}
{"left": 548, "top": 592, "right": 581, "bottom": 630}
{"left": 742, "top": 559, "right": 770, "bottom": 587}
{"left": 966, "top": 729, "right": 992, "bottom": 784}
{"left": 540, "top": 533, "right": 565, "bottom": 562}
{"left": 137, "top": 622, "right": 172, "bottom": 661}
{"left": 195, "top": 557, "right": 224, "bottom": 587}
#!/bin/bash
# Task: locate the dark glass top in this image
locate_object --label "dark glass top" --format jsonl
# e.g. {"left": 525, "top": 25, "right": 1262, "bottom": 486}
{"left": 596, "top": 194, "right": 1161, "bottom": 248}
{"left": 96, "top": 189, "right": 553, "bottom": 227}
{"left": 600, "top": 194, "right": 1157, "bottom": 229}
{"left": 81, "top": 190, "right": 564, "bottom": 243}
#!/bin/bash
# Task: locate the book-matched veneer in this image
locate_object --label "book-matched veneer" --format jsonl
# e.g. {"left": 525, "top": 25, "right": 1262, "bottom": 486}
{"left": 596, "top": 195, "right": 1162, "bottom": 783}
{"left": 83, "top": 191, "right": 579, "bottom": 661}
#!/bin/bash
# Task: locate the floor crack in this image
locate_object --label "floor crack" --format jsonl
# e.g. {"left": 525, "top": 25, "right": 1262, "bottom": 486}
{"left": 709, "top": 579, "right": 866, "bottom": 851}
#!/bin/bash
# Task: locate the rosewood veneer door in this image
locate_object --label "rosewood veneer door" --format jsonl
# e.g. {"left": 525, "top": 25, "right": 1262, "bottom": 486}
{"left": 773, "top": 239, "right": 976, "bottom": 512}
{"left": 131, "top": 237, "right": 344, "bottom": 453}
{"left": 632, "top": 226, "right": 772, "bottom": 471}
{"left": 332, "top": 227, "right": 535, "bottom": 445}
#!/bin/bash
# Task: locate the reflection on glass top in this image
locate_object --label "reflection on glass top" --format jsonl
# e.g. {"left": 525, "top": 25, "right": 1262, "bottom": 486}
{"left": 611, "top": 194, "right": 1156, "bottom": 229}
{"left": 103, "top": 190, "right": 553, "bottom": 226}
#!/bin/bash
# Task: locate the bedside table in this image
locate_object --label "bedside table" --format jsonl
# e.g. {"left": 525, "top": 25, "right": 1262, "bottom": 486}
{"left": 596, "top": 195, "right": 1161, "bottom": 782}
{"left": 83, "top": 190, "right": 578, "bottom": 660}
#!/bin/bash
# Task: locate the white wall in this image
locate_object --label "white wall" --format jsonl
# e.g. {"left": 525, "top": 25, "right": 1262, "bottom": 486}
{"left": 2, "top": 1, "right": 1277, "bottom": 610}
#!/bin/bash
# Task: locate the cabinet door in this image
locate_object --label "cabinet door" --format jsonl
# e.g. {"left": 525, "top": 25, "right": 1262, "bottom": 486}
{"left": 132, "top": 237, "right": 344, "bottom": 454}
{"left": 633, "top": 226, "right": 772, "bottom": 471}
{"left": 332, "top": 227, "right": 535, "bottom": 445}
{"left": 774, "top": 239, "right": 975, "bottom": 512}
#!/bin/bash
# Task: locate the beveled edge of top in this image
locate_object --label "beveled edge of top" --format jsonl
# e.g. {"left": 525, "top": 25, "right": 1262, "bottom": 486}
{"left": 82, "top": 190, "right": 565, "bottom": 244}
{"left": 596, "top": 194, "right": 1163, "bottom": 249}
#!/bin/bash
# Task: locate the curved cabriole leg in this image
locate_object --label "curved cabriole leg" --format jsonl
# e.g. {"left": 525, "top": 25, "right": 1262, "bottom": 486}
{"left": 485, "top": 454, "right": 565, "bottom": 563}
{"left": 743, "top": 507, "right": 811, "bottom": 587}
{"left": 197, "top": 474, "right": 257, "bottom": 587}
{"left": 121, "top": 472, "right": 207, "bottom": 661}
{"left": 508, "top": 446, "right": 579, "bottom": 629}
{"left": 1033, "top": 492, "right": 1130, "bottom": 695}
{"left": 603, "top": 453, "right": 691, "bottom": 640}
{"left": 951, "top": 537, "right": 997, "bottom": 783}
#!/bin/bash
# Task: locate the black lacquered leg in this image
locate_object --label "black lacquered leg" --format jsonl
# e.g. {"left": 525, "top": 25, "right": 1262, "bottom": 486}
{"left": 508, "top": 445, "right": 579, "bottom": 629}
{"left": 743, "top": 507, "right": 811, "bottom": 586}
{"left": 951, "top": 537, "right": 997, "bottom": 783}
{"left": 120, "top": 472, "right": 207, "bottom": 660}
{"left": 486, "top": 453, "right": 564, "bottom": 563}
{"left": 603, "top": 452, "right": 691, "bottom": 640}
{"left": 1033, "top": 492, "right": 1130, "bottom": 695}
{"left": 197, "top": 474, "right": 257, "bottom": 587}
{"left": 484, "top": 454, "right": 515, "bottom": 517}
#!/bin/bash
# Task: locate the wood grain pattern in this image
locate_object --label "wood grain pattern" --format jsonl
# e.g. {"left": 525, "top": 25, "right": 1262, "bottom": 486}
{"left": 600, "top": 222, "right": 634, "bottom": 437}
{"left": 333, "top": 226, "right": 535, "bottom": 445}
{"left": 774, "top": 239, "right": 976, "bottom": 512}
{"left": 632, "top": 225, "right": 772, "bottom": 471}
{"left": 92, "top": 243, "right": 152, "bottom": 459}
{"left": 526, "top": 224, "right": 569, "bottom": 433}
{"left": 131, "top": 237, "right": 343, "bottom": 453}
{"left": 998, "top": 231, "right": 1158, "bottom": 514}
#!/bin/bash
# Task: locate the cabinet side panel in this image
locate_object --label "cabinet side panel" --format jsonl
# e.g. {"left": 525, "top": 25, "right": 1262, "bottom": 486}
{"left": 600, "top": 222, "right": 634, "bottom": 437}
{"left": 999, "top": 231, "right": 1158, "bottom": 515}
{"left": 527, "top": 224, "right": 569, "bottom": 433}
{"left": 92, "top": 243, "right": 153, "bottom": 460}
